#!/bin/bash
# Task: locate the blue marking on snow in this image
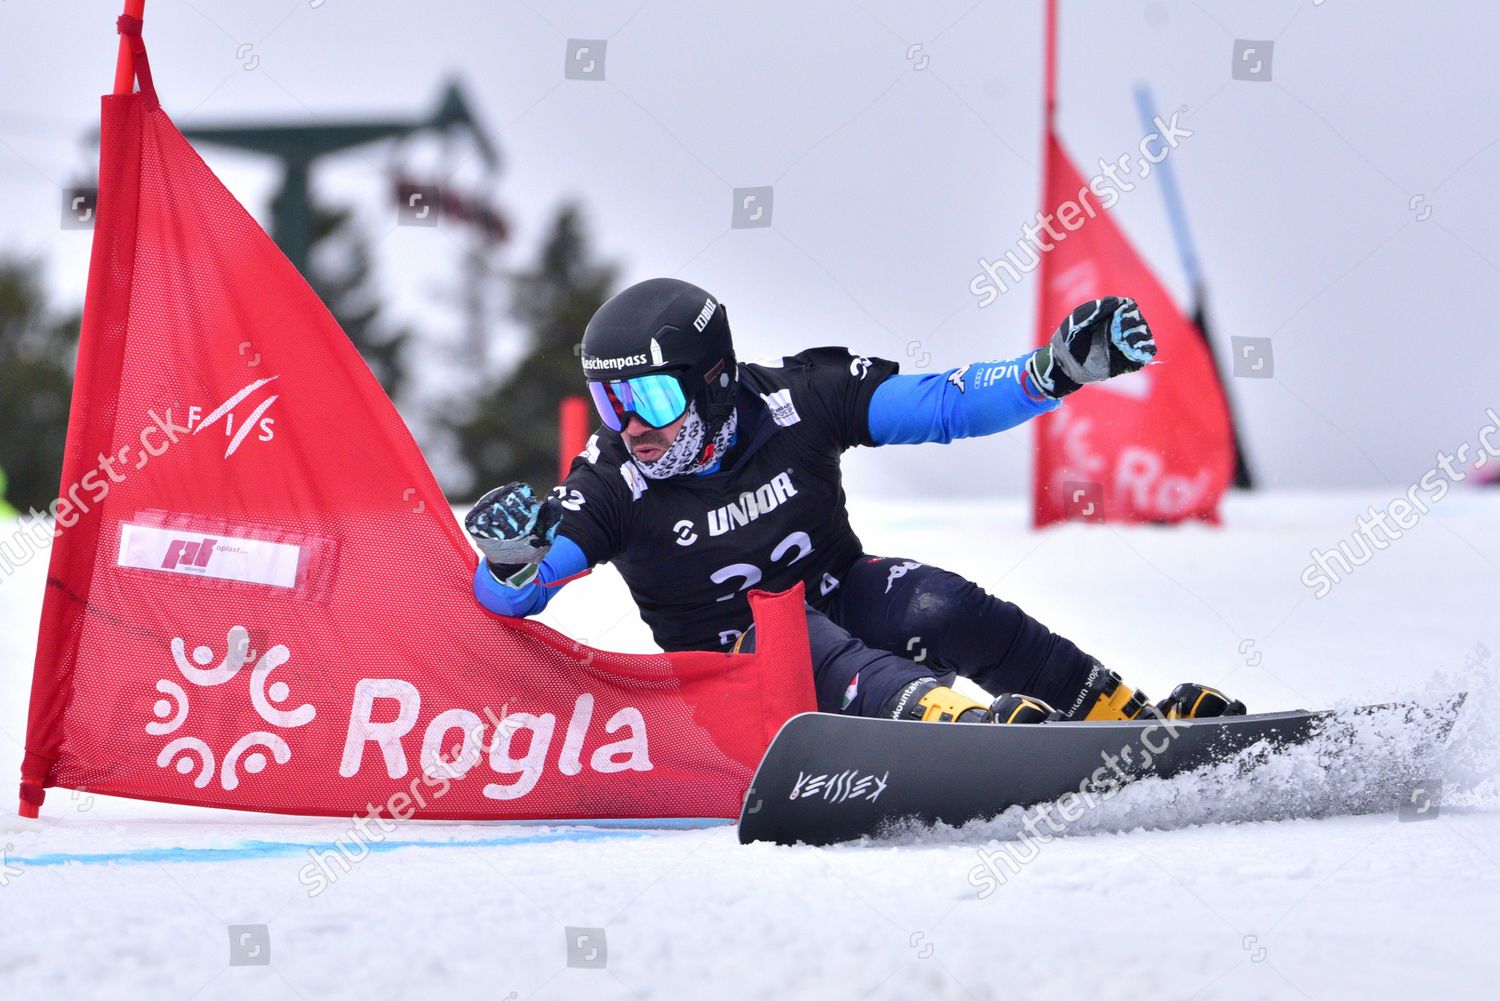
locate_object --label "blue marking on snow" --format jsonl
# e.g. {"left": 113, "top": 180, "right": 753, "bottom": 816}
{"left": 10, "top": 818, "right": 730, "bottom": 868}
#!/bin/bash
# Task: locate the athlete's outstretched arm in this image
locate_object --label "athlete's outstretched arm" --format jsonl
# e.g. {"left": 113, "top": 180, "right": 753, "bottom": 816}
{"left": 471, "top": 534, "right": 591, "bottom": 618}
{"left": 867, "top": 353, "right": 1056, "bottom": 445}
{"left": 867, "top": 296, "right": 1155, "bottom": 446}
{"left": 465, "top": 482, "right": 595, "bottom": 619}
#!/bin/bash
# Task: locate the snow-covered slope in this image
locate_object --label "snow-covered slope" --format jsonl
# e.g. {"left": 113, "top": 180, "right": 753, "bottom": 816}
{"left": 2, "top": 492, "right": 1496, "bottom": 1000}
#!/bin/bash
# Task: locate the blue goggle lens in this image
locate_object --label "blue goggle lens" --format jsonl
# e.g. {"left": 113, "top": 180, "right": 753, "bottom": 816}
{"left": 588, "top": 373, "right": 688, "bottom": 432}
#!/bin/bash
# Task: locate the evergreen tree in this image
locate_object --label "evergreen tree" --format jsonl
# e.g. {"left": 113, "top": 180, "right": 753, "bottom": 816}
{"left": 450, "top": 203, "right": 616, "bottom": 494}
{"left": 306, "top": 203, "right": 411, "bottom": 402}
{"left": 0, "top": 258, "right": 80, "bottom": 513}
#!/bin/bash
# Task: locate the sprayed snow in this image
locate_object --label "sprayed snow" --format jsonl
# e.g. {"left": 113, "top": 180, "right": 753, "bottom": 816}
{"left": 884, "top": 686, "right": 1490, "bottom": 847}
{"left": 1, "top": 492, "right": 1498, "bottom": 1000}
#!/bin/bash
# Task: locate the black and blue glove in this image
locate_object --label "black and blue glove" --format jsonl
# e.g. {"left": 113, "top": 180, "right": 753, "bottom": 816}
{"left": 1026, "top": 296, "right": 1156, "bottom": 399}
{"left": 464, "top": 482, "right": 564, "bottom": 588}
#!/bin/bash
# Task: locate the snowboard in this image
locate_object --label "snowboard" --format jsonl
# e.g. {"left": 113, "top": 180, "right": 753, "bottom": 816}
{"left": 737, "top": 695, "right": 1466, "bottom": 846}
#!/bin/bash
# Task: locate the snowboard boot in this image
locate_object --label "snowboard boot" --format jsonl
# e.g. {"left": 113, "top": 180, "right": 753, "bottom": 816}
{"left": 1049, "top": 661, "right": 1151, "bottom": 721}
{"left": 1051, "top": 663, "right": 1246, "bottom": 721}
{"left": 885, "top": 678, "right": 1054, "bottom": 724}
{"left": 1154, "top": 683, "right": 1246, "bottom": 719}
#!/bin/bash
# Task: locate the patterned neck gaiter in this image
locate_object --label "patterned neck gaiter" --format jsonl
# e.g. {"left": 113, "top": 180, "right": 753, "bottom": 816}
{"left": 633, "top": 401, "right": 738, "bottom": 480}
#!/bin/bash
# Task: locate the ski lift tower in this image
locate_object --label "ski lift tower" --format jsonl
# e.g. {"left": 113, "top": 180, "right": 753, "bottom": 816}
{"left": 179, "top": 80, "right": 501, "bottom": 274}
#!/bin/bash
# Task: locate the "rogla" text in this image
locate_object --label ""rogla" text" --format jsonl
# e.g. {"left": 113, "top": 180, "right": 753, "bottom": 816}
{"left": 338, "top": 681, "right": 653, "bottom": 800}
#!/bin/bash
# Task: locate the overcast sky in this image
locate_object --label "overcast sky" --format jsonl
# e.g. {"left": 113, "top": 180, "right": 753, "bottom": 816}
{"left": 2, "top": 0, "right": 1497, "bottom": 500}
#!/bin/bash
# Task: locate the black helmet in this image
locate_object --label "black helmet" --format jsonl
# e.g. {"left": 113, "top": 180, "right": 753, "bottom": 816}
{"left": 580, "top": 278, "right": 736, "bottom": 431}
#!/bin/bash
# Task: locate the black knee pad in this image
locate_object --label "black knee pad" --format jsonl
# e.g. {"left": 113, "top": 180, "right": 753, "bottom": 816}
{"left": 881, "top": 579, "right": 977, "bottom": 660}
{"left": 837, "top": 559, "right": 987, "bottom": 665}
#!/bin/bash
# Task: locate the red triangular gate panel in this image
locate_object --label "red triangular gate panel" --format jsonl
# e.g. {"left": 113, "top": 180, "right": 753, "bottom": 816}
{"left": 1032, "top": 131, "right": 1234, "bottom": 526}
{"left": 19, "top": 60, "right": 815, "bottom": 821}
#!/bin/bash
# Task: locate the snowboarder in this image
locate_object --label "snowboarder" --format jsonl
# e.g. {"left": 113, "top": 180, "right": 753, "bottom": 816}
{"left": 465, "top": 278, "right": 1244, "bottom": 725}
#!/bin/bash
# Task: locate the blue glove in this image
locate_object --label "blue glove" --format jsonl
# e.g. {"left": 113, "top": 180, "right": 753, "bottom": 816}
{"left": 1026, "top": 296, "right": 1156, "bottom": 399}
{"left": 464, "top": 482, "right": 564, "bottom": 587}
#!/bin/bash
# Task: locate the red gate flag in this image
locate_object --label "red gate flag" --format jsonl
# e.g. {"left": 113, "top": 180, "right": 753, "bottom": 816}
{"left": 1031, "top": 131, "right": 1234, "bottom": 526}
{"left": 19, "top": 26, "right": 816, "bottom": 822}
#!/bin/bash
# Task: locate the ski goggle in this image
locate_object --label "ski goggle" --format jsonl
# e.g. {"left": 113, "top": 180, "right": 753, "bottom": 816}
{"left": 587, "top": 372, "right": 689, "bottom": 432}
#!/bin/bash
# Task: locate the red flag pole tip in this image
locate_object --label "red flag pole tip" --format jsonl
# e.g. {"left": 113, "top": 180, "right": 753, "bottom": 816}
{"left": 18, "top": 776, "right": 44, "bottom": 818}
{"left": 113, "top": 0, "right": 148, "bottom": 95}
{"left": 1043, "top": 0, "right": 1058, "bottom": 129}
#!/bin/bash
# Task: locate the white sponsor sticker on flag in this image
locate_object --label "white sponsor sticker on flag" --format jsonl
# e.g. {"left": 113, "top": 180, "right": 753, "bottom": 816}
{"left": 117, "top": 523, "right": 301, "bottom": 589}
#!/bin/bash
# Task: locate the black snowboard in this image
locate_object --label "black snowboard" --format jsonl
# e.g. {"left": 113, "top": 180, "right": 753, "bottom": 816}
{"left": 737, "top": 696, "right": 1465, "bottom": 846}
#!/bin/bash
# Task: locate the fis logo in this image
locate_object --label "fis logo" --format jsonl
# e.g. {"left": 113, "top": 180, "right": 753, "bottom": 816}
{"left": 162, "top": 537, "right": 217, "bottom": 571}
{"left": 188, "top": 377, "right": 279, "bottom": 458}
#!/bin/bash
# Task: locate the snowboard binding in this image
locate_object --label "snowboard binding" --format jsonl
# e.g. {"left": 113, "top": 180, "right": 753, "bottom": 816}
{"left": 1052, "top": 664, "right": 1246, "bottom": 722}
{"left": 983, "top": 693, "right": 1056, "bottom": 725}
{"left": 883, "top": 672, "right": 1246, "bottom": 726}
{"left": 1051, "top": 663, "right": 1151, "bottom": 721}
{"left": 885, "top": 679, "right": 1054, "bottom": 724}
{"left": 1154, "top": 683, "right": 1247, "bottom": 720}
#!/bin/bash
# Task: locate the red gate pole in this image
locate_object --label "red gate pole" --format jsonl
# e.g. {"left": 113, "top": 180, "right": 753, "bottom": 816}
{"left": 19, "top": 0, "right": 152, "bottom": 821}
{"left": 558, "top": 396, "right": 589, "bottom": 485}
{"left": 1042, "top": 0, "right": 1058, "bottom": 130}
{"left": 113, "top": 0, "right": 148, "bottom": 95}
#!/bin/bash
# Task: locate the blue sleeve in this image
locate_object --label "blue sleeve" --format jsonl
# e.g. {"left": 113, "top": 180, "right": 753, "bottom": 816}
{"left": 867, "top": 352, "right": 1060, "bottom": 445}
{"left": 471, "top": 534, "right": 590, "bottom": 619}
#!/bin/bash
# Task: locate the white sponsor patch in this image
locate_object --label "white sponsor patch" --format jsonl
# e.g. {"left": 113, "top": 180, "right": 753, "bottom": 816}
{"left": 692, "top": 296, "right": 717, "bottom": 332}
{"left": 620, "top": 462, "right": 649, "bottom": 501}
{"left": 118, "top": 523, "right": 301, "bottom": 589}
{"left": 759, "top": 389, "right": 801, "bottom": 428}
